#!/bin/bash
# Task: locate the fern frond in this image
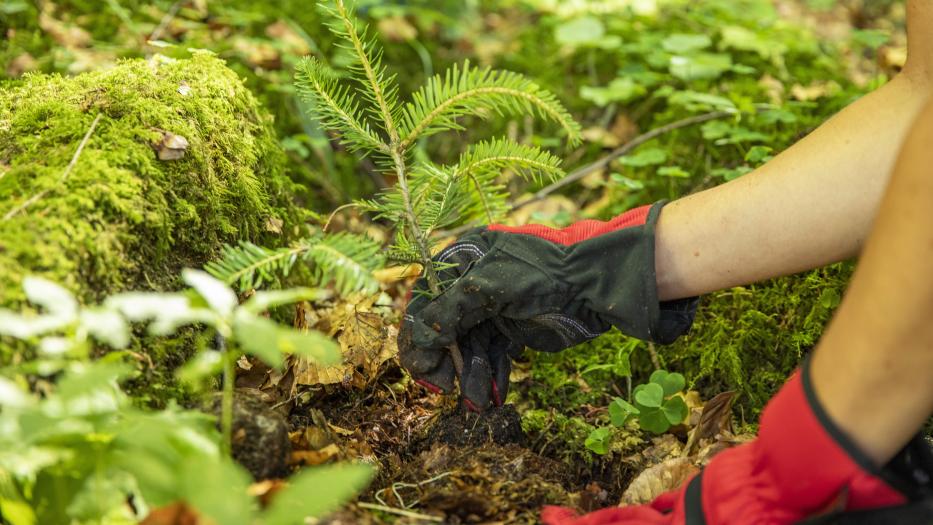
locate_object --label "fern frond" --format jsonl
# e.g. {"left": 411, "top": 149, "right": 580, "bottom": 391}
{"left": 388, "top": 229, "right": 421, "bottom": 264}
{"left": 295, "top": 57, "right": 387, "bottom": 154}
{"left": 205, "top": 233, "right": 385, "bottom": 296}
{"left": 322, "top": 0, "right": 402, "bottom": 140}
{"left": 399, "top": 61, "right": 582, "bottom": 149}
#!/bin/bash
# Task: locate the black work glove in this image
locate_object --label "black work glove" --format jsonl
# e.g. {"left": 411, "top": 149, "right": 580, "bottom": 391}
{"left": 399, "top": 201, "right": 698, "bottom": 410}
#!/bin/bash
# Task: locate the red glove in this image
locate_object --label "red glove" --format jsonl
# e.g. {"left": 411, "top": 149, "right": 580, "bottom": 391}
{"left": 542, "top": 358, "right": 933, "bottom": 525}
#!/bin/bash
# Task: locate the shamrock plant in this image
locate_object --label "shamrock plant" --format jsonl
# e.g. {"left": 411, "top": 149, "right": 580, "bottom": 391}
{"left": 0, "top": 272, "right": 372, "bottom": 524}
{"left": 586, "top": 370, "right": 689, "bottom": 455}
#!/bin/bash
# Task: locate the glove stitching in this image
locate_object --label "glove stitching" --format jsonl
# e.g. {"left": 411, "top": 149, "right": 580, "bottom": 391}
{"left": 535, "top": 313, "right": 601, "bottom": 339}
{"left": 437, "top": 242, "right": 485, "bottom": 262}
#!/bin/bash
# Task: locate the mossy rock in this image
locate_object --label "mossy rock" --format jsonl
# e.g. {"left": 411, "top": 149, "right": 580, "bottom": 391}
{"left": 0, "top": 53, "right": 301, "bottom": 312}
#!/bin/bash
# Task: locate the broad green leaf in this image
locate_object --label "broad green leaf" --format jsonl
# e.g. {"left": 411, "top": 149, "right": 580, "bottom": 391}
{"left": 176, "top": 350, "right": 224, "bottom": 387}
{"left": 819, "top": 288, "right": 841, "bottom": 309}
{"left": 555, "top": 16, "right": 604, "bottom": 47}
{"left": 182, "top": 269, "right": 237, "bottom": 317}
{"left": 657, "top": 166, "right": 690, "bottom": 178}
{"left": 661, "top": 33, "right": 711, "bottom": 53}
{"left": 701, "top": 120, "right": 733, "bottom": 140}
{"left": 669, "top": 53, "right": 732, "bottom": 81}
{"left": 608, "top": 397, "right": 639, "bottom": 427}
{"left": 38, "top": 337, "right": 72, "bottom": 356}
{"left": 720, "top": 25, "right": 781, "bottom": 58}
{"left": 661, "top": 396, "right": 688, "bottom": 425}
{"left": 0, "top": 377, "right": 33, "bottom": 408}
{"left": 621, "top": 148, "right": 668, "bottom": 168}
{"left": 851, "top": 29, "right": 890, "bottom": 50}
{"left": 634, "top": 383, "right": 663, "bottom": 408}
{"left": 233, "top": 311, "right": 340, "bottom": 367}
{"left": 105, "top": 293, "right": 216, "bottom": 336}
{"left": 45, "top": 362, "right": 130, "bottom": 417}
{"left": 23, "top": 277, "right": 77, "bottom": 320}
{"left": 80, "top": 309, "right": 130, "bottom": 349}
{"left": 711, "top": 166, "right": 753, "bottom": 181}
{"left": 241, "top": 288, "right": 329, "bottom": 315}
{"left": 637, "top": 407, "right": 670, "bottom": 434}
{"left": 609, "top": 173, "right": 645, "bottom": 190}
{"left": 584, "top": 427, "right": 611, "bottom": 455}
{"left": 0, "top": 310, "right": 70, "bottom": 339}
{"left": 745, "top": 145, "right": 773, "bottom": 164}
{"left": 649, "top": 370, "right": 685, "bottom": 397}
{"left": 580, "top": 78, "right": 646, "bottom": 106}
{"left": 668, "top": 91, "right": 736, "bottom": 112}
{"left": 263, "top": 463, "right": 374, "bottom": 524}
{"left": 180, "top": 456, "right": 254, "bottom": 525}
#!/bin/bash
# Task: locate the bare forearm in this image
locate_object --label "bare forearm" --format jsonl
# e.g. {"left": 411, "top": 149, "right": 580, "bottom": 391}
{"left": 810, "top": 92, "right": 933, "bottom": 465}
{"left": 655, "top": 73, "right": 931, "bottom": 301}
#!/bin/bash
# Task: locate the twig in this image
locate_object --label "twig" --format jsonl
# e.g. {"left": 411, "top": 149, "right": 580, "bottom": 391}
{"left": 511, "top": 110, "right": 736, "bottom": 211}
{"left": 323, "top": 202, "right": 360, "bottom": 232}
{"left": 4, "top": 114, "right": 102, "bottom": 221}
{"left": 149, "top": 0, "right": 183, "bottom": 43}
{"left": 356, "top": 502, "right": 444, "bottom": 522}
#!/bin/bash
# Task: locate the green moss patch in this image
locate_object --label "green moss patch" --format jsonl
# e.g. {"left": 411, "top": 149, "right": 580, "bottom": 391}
{"left": 0, "top": 53, "right": 300, "bottom": 311}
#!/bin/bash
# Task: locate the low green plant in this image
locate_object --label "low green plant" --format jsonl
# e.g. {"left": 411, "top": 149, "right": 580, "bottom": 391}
{"left": 585, "top": 369, "right": 689, "bottom": 455}
{"left": 0, "top": 273, "right": 372, "bottom": 524}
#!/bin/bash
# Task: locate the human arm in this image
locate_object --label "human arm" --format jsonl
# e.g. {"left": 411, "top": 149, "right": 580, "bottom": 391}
{"left": 655, "top": 0, "right": 933, "bottom": 301}
{"left": 542, "top": 84, "right": 933, "bottom": 525}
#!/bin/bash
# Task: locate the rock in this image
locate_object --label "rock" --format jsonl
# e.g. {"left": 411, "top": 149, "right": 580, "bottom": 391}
{"left": 206, "top": 390, "right": 291, "bottom": 480}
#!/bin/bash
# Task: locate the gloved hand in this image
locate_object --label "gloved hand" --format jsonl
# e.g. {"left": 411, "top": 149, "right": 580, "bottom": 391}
{"left": 399, "top": 201, "right": 698, "bottom": 410}
{"left": 541, "top": 358, "right": 933, "bottom": 525}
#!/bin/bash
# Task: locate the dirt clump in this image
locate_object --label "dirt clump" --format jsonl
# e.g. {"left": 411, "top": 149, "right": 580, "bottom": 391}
{"left": 379, "top": 442, "right": 578, "bottom": 524}
{"left": 423, "top": 403, "right": 526, "bottom": 449}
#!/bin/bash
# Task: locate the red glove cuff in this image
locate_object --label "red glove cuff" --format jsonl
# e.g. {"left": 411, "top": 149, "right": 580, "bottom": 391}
{"left": 754, "top": 361, "right": 907, "bottom": 514}
{"left": 488, "top": 203, "right": 653, "bottom": 246}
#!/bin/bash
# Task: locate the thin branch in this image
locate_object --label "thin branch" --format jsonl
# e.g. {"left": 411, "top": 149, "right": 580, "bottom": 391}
{"left": 323, "top": 202, "right": 360, "bottom": 232}
{"left": 4, "top": 113, "right": 102, "bottom": 221}
{"left": 148, "top": 0, "right": 183, "bottom": 43}
{"left": 511, "top": 110, "right": 735, "bottom": 211}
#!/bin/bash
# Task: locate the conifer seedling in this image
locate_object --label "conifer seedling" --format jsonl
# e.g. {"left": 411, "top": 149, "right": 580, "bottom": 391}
{"left": 294, "top": 0, "right": 581, "bottom": 294}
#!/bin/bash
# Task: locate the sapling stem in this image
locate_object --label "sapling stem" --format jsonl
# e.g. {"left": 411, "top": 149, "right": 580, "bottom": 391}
{"left": 391, "top": 148, "right": 465, "bottom": 376}
{"left": 220, "top": 341, "right": 235, "bottom": 456}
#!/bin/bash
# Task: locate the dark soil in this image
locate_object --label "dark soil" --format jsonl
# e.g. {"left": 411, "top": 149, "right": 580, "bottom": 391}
{"left": 420, "top": 404, "right": 527, "bottom": 449}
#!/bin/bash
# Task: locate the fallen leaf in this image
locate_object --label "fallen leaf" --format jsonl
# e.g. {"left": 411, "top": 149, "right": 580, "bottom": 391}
{"left": 6, "top": 53, "right": 37, "bottom": 77}
{"left": 291, "top": 444, "right": 341, "bottom": 466}
{"left": 39, "top": 6, "right": 92, "bottom": 49}
{"left": 141, "top": 502, "right": 202, "bottom": 525}
{"left": 265, "top": 20, "right": 312, "bottom": 56}
{"left": 790, "top": 80, "right": 840, "bottom": 101}
{"left": 618, "top": 457, "right": 699, "bottom": 506}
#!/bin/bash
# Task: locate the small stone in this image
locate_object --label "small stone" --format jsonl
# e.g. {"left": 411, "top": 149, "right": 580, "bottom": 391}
{"left": 177, "top": 82, "right": 192, "bottom": 96}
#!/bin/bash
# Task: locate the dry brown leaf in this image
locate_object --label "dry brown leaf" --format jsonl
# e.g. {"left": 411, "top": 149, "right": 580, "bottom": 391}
{"left": 509, "top": 195, "right": 577, "bottom": 227}
{"left": 291, "top": 444, "right": 341, "bottom": 466}
{"left": 290, "top": 294, "right": 398, "bottom": 386}
{"left": 619, "top": 458, "right": 699, "bottom": 506}
{"left": 141, "top": 503, "right": 204, "bottom": 525}
{"left": 247, "top": 479, "right": 287, "bottom": 508}
{"left": 39, "top": 6, "right": 92, "bottom": 49}
{"left": 790, "top": 81, "right": 840, "bottom": 101}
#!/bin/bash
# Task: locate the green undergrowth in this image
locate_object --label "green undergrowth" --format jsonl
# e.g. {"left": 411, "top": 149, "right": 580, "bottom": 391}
{"left": 0, "top": 54, "right": 302, "bottom": 392}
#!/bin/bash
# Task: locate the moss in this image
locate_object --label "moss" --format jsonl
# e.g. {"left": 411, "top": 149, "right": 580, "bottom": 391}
{"left": 0, "top": 54, "right": 303, "bottom": 384}
{"left": 658, "top": 264, "right": 852, "bottom": 419}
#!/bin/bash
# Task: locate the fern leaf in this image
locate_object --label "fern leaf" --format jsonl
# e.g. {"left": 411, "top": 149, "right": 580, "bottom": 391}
{"left": 322, "top": 0, "right": 403, "bottom": 140}
{"left": 399, "top": 61, "right": 582, "bottom": 148}
{"left": 295, "top": 57, "right": 387, "bottom": 154}
{"left": 205, "top": 233, "right": 385, "bottom": 296}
